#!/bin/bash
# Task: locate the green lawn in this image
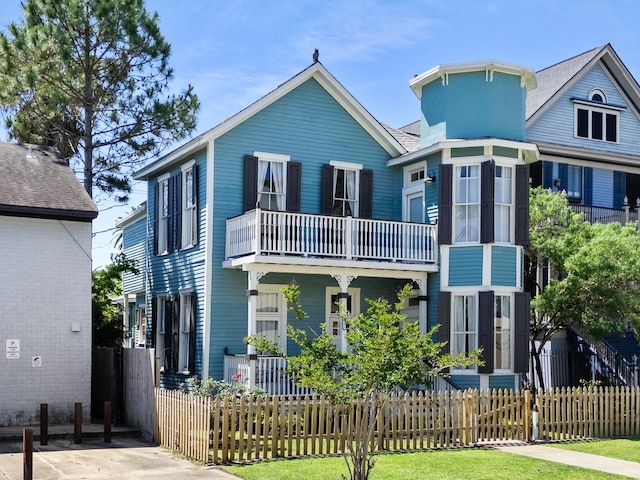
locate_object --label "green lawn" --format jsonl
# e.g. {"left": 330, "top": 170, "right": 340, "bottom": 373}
{"left": 222, "top": 448, "right": 628, "bottom": 480}
{"left": 549, "top": 438, "right": 640, "bottom": 463}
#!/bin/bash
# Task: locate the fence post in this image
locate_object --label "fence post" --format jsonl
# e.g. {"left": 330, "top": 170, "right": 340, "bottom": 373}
{"left": 104, "top": 401, "right": 112, "bottom": 443}
{"left": 74, "top": 403, "right": 82, "bottom": 444}
{"left": 523, "top": 389, "right": 531, "bottom": 442}
{"left": 23, "top": 428, "right": 33, "bottom": 480}
{"left": 632, "top": 355, "right": 638, "bottom": 387}
{"left": 40, "top": 404, "right": 48, "bottom": 446}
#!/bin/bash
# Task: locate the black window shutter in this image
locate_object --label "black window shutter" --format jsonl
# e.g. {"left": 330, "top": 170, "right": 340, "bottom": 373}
{"left": 286, "top": 161, "right": 302, "bottom": 212}
{"left": 172, "top": 295, "right": 180, "bottom": 373}
{"left": 175, "top": 172, "right": 183, "bottom": 251}
{"left": 150, "top": 297, "right": 157, "bottom": 349}
{"left": 558, "top": 163, "right": 568, "bottom": 192}
{"left": 478, "top": 291, "right": 495, "bottom": 374}
{"left": 542, "top": 161, "right": 553, "bottom": 189}
{"left": 438, "top": 291, "right": 452, "bottom": 373}
{"left": 153, "top": 183, "right": 159, "bottom": 256}
{"left": 584, "top": 167, "right": 593, "bottom": 207}
{"left": 192, "top": 165, "right": 199, "bottom": 246}
{"left": 529, "top": 161, "right": 542, "bottom": 188}
{"left": 439, "top": 164, "right": 453, "bottom": 245}
{"left": 359, "top": 169, "right": 373, "bottom": 219}
{"left": 244, "top": 155, "right": 259, "bottom": 212}
{"left": 513, "top": 292, "right": 531, "bottom": 374}
{"left": 515, "top": 164, "right": 530, "bottom": 247}
{"left": 166, "top": 176, "right": 174, "bottom": 254}
{"left": 321, "top": 164, "right": 334, "bottom": 215}
{"left": 614, "top": 171, "right": 626, "bottom": 209}
{"left": 480, "top": 160, "right": 495, "bottom": 244}
{"left": 189, "top": 293, "right": 196, "bottom": 374}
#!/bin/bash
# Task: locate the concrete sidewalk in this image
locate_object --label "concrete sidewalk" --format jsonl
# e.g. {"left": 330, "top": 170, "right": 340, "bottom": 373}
{"left": 0, "top": 436, "right": 240, "bottom": 480}
{"left": 495, "top": 442, "right": 640, "bottom": 479}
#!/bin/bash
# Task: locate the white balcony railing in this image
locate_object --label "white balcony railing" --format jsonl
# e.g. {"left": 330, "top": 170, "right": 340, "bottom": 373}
{"left": 226, "top": 209, "right": 437, "bottom": 264}
{"left": 571, "top": 205, "right": 638, "bottom": 225}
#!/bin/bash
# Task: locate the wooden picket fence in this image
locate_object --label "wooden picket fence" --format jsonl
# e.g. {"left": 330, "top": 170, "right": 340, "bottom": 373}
{"left": 154, "top": 386, "right": 640, "bottom": 464}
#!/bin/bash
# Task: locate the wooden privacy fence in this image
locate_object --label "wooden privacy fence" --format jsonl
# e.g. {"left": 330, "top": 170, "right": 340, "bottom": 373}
{"left": 154, "top": 386, "right": 640, "bottom": 464}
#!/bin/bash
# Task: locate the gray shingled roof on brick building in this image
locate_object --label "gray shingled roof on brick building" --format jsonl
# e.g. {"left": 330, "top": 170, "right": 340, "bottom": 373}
{"left": 0, "top": 143, "right": 97, "bottom": 221}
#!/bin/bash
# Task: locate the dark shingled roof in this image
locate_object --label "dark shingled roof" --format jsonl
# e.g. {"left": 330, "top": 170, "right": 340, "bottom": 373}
{"left": 0, "top": 143, "right": 97, "bottom": 221}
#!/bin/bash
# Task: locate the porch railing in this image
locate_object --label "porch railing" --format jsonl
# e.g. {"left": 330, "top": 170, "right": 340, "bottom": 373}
{"left": 571, "top": 205, "right": 638, "bottom": 225}
{"left": 224, "top": 354, "right": 312, "bottom": 396}
{"left": 226, "top": 209, "right": 437, "bottom": 263}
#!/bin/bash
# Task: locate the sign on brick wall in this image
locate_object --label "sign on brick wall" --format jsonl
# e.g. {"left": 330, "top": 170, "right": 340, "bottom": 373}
{"left": 5, "top": 339, "right": 20, "bottom": 359}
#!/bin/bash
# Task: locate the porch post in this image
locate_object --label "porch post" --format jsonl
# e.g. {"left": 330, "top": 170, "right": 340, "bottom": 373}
{"left": 414, "top": 275, "right": 428, "bottom": 334}
{"left": 247, "top": 269, "right": 265, "bottom": 355}
{"left": 331, "top": 272, "right": 358, "bottom": 352}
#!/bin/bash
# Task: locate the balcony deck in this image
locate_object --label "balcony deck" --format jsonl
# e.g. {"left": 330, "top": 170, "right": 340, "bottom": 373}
{"left": 224, "top": 209, "right": 438, "bottom": 271}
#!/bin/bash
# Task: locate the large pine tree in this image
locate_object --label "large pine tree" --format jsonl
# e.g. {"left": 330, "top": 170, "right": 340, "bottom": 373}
{"left": 0, "top": 0, "right": 199, "bottom": 201}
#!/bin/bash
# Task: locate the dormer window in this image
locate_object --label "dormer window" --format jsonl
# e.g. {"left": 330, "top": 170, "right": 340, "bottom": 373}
{"left": 573, "top": 89, "right": 623, "bottom": 143}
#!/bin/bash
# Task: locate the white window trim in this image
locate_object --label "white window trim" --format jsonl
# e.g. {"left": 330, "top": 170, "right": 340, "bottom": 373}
{"left": 325, "top": 287, "right": 361, "bottom": 353}
{"left": 330, "top": 163, "right": 361, "bottom": 217}
{"left": 573, "top": 102, "right": 621, "bottom": 143}
{"left": 255, "top": 152, "right": 289, "bottom": 212}
{"left": 494, "top": 164, "right": 514, "bottom": 244}
{"left": 178, "top": 291, "right": 194, "bottom": 374}
{"left": 330, "top": 160, "right": 363, "bottom": 170}
{"left": 588, "top": 88, "right": 607, "bottom": 103}
{"left": 403, "top": 161, "right": 426, "bottom": 188}
{"left": 256, "top": 284, "right": 288, "bottom": 353}
{"left": 494, "top": 292, "right": 513, "bottom": 373}
{"left": 157, "top": 174, "right": 170, "bottom": 255}
{"left": 453, "top": 164, "right": 481, "bottom": 244}
{"left": 451, "top": 292, "right": 478, "bottom": 374}
{"left": 181, "top": 162, "right": 197, "bottom": 249}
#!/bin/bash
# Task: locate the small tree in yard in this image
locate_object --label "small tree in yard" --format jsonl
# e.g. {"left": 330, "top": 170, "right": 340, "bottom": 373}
{"left": 526, "top": 186, "right": 640, "bottom": 389}
{"left": 249, "top": 283, "right": 480, "bottom": 480}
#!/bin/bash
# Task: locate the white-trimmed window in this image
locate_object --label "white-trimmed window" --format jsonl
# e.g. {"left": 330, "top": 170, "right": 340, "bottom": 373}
{"left": 403, "top": 162, "right": 425, "bottom": 223}
{"left": 135, "top": 306, "right": 146, "bottom": 347}
{"left": 566, "top": 165, "right": 583, "bottom": 202}
{"left": 494, "top": 165, "right": 513, "bottom": 243}
{"left": 257, "top": 152, "right": 289, "bottom": 211}
{"left": 574, "top": 90, "right": 620, "bottom": 142}
{"left": 181, "top": 161, "right": 198, "bottom": 248}
{"left": 454, "top": 165, "right": 480, "bottom": 243}
{"left": 156, "top": 297, "right": 167, "bottom": 371}
{"left": 453, "top": 294, "right": 477, "bottom": 370}
{"left": 178, "top": 292, "right": 194, "bottom": 374}
{"left": 331, "top": 161, "right": 361, "bottom": 216}
{"left": 495, "top": 294, "right": 512, "bottom": 371}
{"left": 256, "top": 285, "right": 287, "bottom": 352}
{"left": 157, "top": 173, "right": 170, "bottom": 254}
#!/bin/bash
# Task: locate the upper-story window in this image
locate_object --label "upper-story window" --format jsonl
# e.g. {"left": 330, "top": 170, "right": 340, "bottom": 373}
{"left": 332, "top": 166, "right": 359, "bottom": 216}
{"left": 454, "top": 165, "right": 480, "bottom": 243}
{"left": 257, "top": 153, "right": 289, "bottom": 211}
{"left": 494, "top": 165, "right": 513, "bottom": 243}
{"left": 566, "top": 165, "right": 582, "bottom": 202}
{"left": 157, "top": 173, "right": 170, "bottom": 254}
{"left": 181, "top": 161, "right": 198, "bottom": 248}
{"left": 574, "top": 89, "right": 620, "bottom": 142}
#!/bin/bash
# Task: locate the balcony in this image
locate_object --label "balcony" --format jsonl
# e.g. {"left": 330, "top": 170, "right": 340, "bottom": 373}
{"left": 570, "top": 205, "right": 638, "bottom": 225}
{"left": 225, "top": 209, "right": 437, "bottom": 269}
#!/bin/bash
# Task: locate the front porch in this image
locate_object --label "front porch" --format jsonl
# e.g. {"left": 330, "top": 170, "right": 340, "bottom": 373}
{"left": 224, "top": 354, "right": 312, "bottom": 396}
{"left": 225, "top": 209, "right": 437, "bottom": 266}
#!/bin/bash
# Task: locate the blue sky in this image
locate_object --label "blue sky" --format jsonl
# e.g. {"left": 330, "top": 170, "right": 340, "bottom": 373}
{"left": 1, "top": 0, "right": 639, "bottom": 268}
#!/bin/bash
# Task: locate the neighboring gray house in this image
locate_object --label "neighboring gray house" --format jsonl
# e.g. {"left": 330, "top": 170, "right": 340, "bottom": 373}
{"left": 0, "top": 143, "right": 97, "bottom": 426}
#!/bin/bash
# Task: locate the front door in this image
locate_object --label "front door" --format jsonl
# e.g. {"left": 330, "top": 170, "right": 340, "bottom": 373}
{"left": 325, "top": 287, "right": 360, "bottom": 352}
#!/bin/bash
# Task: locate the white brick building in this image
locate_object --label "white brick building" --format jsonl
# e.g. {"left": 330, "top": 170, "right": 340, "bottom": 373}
{"left": 0, "top": 144, "right": 97, "bottom": 426}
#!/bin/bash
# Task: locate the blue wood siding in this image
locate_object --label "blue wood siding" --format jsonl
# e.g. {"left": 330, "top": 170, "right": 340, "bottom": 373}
{"left": 208, "top": 78, "right": 396, "bottom": 379}
{"left": 592, "top": 167, "right": 613, "bottom": 207}
{"left": 527, "top": 65, "right": 640, "bottom": 156}
{"left": 448, "top": 246, "right": 483, "bottom": 286}
{"left": 147, "top": 149, "right": 208, "bottom": 379}
{"left": 421, "top": 71, "right": 526, "bottom": 145}
{"left": 489, "top": 375, "right": 517, "bottom": 390}
{"left": 428, "top": 272, "right": 440, "bottom": 332}
{"left": 122, "top": 216, "right": 147, "bottom": 294}
{"left": 491, "top": 246, "right": 517, "bottom": 287}
{"left": 449, "top": 375, "right": 480, "bottom": 390}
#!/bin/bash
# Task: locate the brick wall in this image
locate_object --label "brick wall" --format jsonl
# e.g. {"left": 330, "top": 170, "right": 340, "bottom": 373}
{"left": 0, "top": 215, "right": 92, "bottom": 426}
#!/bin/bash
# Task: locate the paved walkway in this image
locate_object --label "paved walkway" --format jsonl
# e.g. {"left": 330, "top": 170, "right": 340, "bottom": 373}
{"left": 495, "top": 442, "right": 640, "bottom": 479}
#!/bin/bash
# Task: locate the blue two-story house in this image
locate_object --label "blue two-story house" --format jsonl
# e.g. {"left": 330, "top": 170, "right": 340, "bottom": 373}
{"left": 121, "top": 44, "right": 640, "bottom": 392}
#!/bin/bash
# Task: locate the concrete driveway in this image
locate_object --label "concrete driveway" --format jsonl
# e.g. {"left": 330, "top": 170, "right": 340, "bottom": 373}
{"left": 0, "top": 436, "right": 239, "bottom": 479}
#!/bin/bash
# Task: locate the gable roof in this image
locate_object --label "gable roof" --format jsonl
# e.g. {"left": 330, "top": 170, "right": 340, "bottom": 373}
{"left": 526, "top": 44, "right": 640, "bottom": 124}
{"left": 135, "top": 62, "right": 406, "bottom": 180}
{"left": 0, "top": 143, "right": 97, "bottom": 221}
